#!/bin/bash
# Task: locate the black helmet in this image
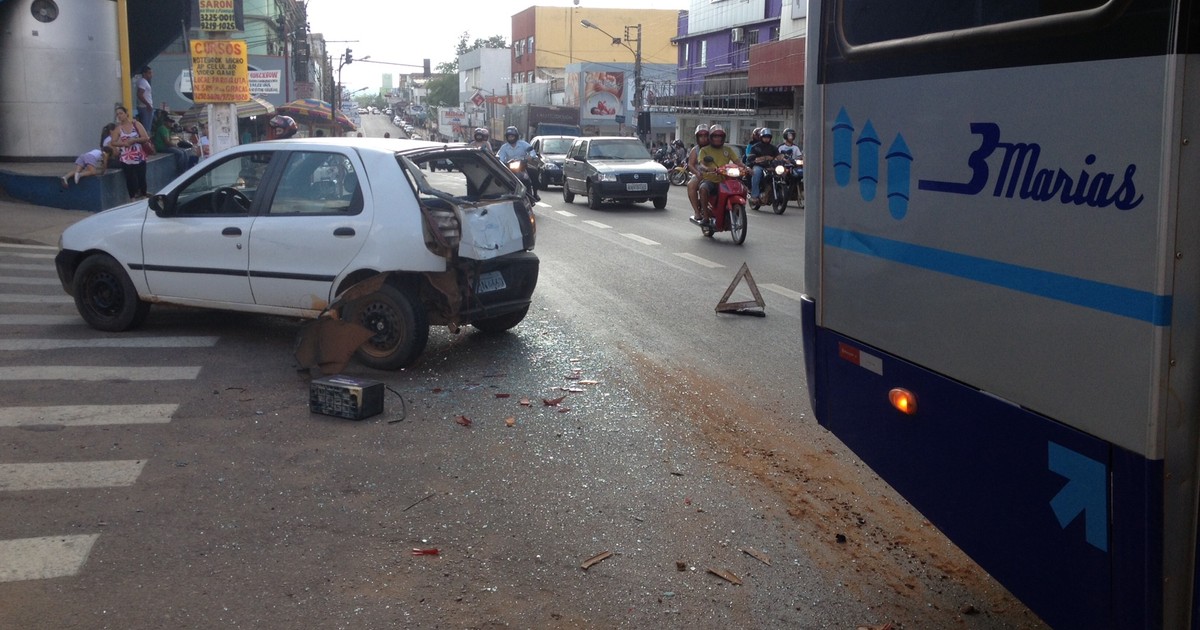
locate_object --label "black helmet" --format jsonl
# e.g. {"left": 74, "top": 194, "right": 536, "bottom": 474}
{"left": 783, "top": 128, "right": 796, "bottom": 141}
{"left": 760, "top": 127, "right": 773, "bottom": 139}
{"left": 504, "top": 126, "right": 519, "bottom": 140}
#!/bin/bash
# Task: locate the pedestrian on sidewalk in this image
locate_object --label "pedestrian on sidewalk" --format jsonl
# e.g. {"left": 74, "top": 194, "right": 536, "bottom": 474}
{"left": 152, "top": 110, "right": 190, "bottom": 175}
{"left": 61, "top": 145, "right": 114, "bottom": 189}
{"left": 111, "top": 106, "right": 150, "bottom": 199}
{"left": 134, "top": 66, "right": 154, "bottom": 133}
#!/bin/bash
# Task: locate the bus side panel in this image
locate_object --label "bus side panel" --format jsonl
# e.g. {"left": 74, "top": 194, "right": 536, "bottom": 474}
{"left": 815, "top": 329, "right": 1163, "bottom": 629}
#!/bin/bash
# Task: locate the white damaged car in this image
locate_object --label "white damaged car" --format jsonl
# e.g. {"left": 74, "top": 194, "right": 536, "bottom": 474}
{"left": 55, "top": 138, "right": 539, "bottom": 369}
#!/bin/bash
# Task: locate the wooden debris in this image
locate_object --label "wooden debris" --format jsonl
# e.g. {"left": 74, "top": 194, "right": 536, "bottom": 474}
{"left": 740, "top": 547, "right": 772, "bottom": 566}
{"left": 706, "top": 567, "right": 743, "bottom": 585}
{"left": 580, "top": 551, "right": 613, "bottom": 570}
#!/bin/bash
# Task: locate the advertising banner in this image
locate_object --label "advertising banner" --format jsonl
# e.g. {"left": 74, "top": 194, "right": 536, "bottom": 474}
{"left": 190, "top": 39, "right": 250, "bottom": 103}
{"left": 584, "top": 71, "right": 624, "bottom": 119}
{"left": 191, "top": 0, "right": 244, "bottom": 33}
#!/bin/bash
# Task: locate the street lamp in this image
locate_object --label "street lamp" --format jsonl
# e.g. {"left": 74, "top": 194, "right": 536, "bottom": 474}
{"left": 581, "top": 19, "right": 643, "bottom": 141}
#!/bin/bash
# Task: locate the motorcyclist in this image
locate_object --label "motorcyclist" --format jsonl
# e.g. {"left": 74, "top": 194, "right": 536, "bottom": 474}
{"left": 744, "top": 127, "right": 762, "bottom": 164}
{"left": 686, "top": 124, "right": 710, "bottom": 222}
{"left": 496, "top": 125, "right": 540, "bottom": 201}
{"left": 671, "top": 139, "right": 687, "bottom": 165}
{"left": 268, "top": 114, "right": 298, "bottom": 140}
{"left": 470, "top": 127, "right": 491, "bottom": 150}
{"left": 749, "top": 128, "right": 781, "bottom": 204}
{"left": 696, "top": 125, "right": 747, "bottom": 226}
{"left": 777, "top": 128, "right": 802, "bottom": 161}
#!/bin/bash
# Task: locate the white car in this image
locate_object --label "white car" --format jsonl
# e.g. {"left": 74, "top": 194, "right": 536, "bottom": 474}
{"left": 55, "top": 139, "right": 539, "bottom": 369}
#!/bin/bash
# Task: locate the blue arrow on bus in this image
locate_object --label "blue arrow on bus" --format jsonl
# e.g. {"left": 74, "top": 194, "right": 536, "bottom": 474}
{"left": 886, "top": 134, "right": 912, "bottom": 220}
{"left": 833, "top": 108, "right": 854, "bottom": 187}
{"left": 1048, "top": 441, "right": 1108, "bottom": 551}
{"left": 856, "top": 121, "right": 881, "bottom": 201}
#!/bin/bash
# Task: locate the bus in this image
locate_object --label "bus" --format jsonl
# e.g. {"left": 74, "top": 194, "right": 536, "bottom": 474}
{"left": 802, "top": 1, "right": 1200, "bottom": 627}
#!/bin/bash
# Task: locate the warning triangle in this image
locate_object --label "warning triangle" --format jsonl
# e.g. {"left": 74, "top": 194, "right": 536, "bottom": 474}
{"left": 716, "top": 262, "right": 766, "bottom": 315}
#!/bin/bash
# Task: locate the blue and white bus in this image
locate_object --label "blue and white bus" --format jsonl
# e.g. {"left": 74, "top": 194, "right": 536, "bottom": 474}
{"left": 802, "top": 1, "right": 1200, "bottom": 627}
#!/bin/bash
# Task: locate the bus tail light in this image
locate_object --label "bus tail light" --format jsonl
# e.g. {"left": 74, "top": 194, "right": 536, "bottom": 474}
{"left": 889, "top": 388, "right": 917, "bottom": 415}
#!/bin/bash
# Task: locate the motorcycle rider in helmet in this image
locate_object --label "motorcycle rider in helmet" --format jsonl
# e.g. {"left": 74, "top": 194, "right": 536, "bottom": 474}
{"left": 686, "top": 124, "right": 710, "bottom": 221}
{"left": 749, "top": 127, "right": 781, "bottom": 204}
{"left": 671, "top": 139, "right": 687, "bottom": 165}
{"left": 778, "top": 128, "right": 802, "bottom": 160}
{"left": 696, "top": 125, "right": 747, "bottom": 226}
{"left": 470, "top": 127, "right": 491, "bottom": 150}
{"left": 745, "top": 127, "right": 763, "bottom": 163}
{"left": 496, "top": 125, "right": 541, "bottom": 201}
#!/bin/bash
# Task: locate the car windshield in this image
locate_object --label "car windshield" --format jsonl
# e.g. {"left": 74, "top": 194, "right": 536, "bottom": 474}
{"left": 541, "top": 138, "right": 574, "bottom": 154}
{"left": 587, "top": 140, "right": 651, "bottom": 160}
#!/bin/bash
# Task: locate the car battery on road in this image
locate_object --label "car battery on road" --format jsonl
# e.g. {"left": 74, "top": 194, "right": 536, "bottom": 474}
{"left": 309, "top": 375, "right": 384, "bottom": 420}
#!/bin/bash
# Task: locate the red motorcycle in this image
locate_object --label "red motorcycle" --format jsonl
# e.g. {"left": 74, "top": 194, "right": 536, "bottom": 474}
{"left": 689, "top": 160, "right": 748, "bottom": 244}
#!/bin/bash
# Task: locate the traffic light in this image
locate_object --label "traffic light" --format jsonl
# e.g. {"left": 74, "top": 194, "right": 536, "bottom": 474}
{"left": 345, "top": 47, "right": 353, "bottom": 64}
{"left": 423, "top": 58, "right": 431, "bottom": 78}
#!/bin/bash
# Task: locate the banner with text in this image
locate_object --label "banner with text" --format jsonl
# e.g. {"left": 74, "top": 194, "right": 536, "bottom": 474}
{"left": 191, "top": 0, "right": 244, "bottom": 33}
{"left": 190, "top": 39, "right": 250, "bottom": 103}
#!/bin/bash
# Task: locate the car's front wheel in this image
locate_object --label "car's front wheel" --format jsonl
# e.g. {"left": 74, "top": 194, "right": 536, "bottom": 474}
{"left": 587, "top": 182, "right": 602, "bottom": 209}
{"left": 72, "top": 254, "right": 150, "bottom": 332}
{"left": 653, "top": 196, "right": 668, "bottom": 209}
{"left": 471, "top": 305, "right": 529, "bottom": 333}
{"left": 563, "top": 181, "right": 576, "bottom": 203}
{"left": 345, "top": 285, "right": 429, "bottom": 370}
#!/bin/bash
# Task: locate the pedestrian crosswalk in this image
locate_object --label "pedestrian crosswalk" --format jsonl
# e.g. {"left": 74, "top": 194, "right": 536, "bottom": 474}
{"left": 0, "top": 242, "right": 204, "bottom": 583}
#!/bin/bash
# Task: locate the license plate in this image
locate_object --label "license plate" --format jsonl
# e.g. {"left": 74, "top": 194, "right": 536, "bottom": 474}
{"left": 476, "top": 271, "right": 507, "bottom": 293}
{"left": 626, "top": 183, "right": 648, "bottom": 191}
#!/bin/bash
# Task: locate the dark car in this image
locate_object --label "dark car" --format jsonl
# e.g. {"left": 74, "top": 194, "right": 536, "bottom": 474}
{"left": 561, "top": 137, "right": 670, "bottom": 209}
{"left": 528, "top": 135, "right": 577, "bottom": 189}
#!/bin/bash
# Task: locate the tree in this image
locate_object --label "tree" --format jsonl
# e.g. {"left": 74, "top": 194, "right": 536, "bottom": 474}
{"left": 425, "top": 74, "right": 458, "bottom": 107}
{"left": 438, "top": 31, "right": 507, "bottom": 74}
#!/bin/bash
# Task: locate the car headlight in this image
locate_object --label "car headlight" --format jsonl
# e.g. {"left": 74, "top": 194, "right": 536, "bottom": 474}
{"left": 596, "top": 173, "right": 618, "bottom": 182}
{"left": 655, "top": 173, "right": 667, "bottom": 181}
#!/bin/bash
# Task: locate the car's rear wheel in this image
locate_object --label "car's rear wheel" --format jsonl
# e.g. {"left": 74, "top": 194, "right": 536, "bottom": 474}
{"left": 587, "top": 182, "right": 602, "bottom": 209}
{"left": 472, "top": 305, "right": 529, "bottom": 333}
{"left": 346, "top": 285, "right": 429, "bottom": 370}
{"left": 72, "top": 254, "right": 150, "bottom": 332}
{"left": 563, "top": 181, "right": 576, "bottom": 203}
{"left": 653, "top": 196, "right": 667, "bottom": 209}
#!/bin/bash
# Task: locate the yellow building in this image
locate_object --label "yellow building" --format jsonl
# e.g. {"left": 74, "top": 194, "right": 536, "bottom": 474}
{"left": 510, "top": 6, "right": 679, "bottom": 85}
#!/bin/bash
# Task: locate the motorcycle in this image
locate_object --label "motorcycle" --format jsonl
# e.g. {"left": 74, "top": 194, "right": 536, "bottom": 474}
{"left": 688, "top": 160, "right": 748, "bottom": 244}
{"left": 750, "top": 157, "right": 794, "bottom": 215}
{"left": 507, "top": 159, "right": 540, "bottom": 206}
{"left": 668, "top": 162, "right": 689, "bottom": 186}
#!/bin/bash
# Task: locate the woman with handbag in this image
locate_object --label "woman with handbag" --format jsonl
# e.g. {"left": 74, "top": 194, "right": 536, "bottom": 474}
{"left": 110, "top": 106, "right": 150, "bottom": 199}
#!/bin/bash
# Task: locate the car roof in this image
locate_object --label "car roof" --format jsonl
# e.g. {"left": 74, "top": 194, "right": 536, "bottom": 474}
{"left": 532, "top": 135, "right": 577, "bottom": 141}
{"left": 577, "top": 136, "right": 643, "bottom": 142}
{"left": 239, "top": 137, "right": 467, "bottom": 157}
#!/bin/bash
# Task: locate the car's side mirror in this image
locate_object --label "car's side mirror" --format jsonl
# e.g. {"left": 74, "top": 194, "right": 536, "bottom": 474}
{"left": 148, "top": 194, "right": 172, "bottom": 216}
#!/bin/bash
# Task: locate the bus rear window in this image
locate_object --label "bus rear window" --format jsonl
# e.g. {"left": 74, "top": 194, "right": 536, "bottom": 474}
{"left": 842, "top": 0, "right": 1108, "bottom": 45}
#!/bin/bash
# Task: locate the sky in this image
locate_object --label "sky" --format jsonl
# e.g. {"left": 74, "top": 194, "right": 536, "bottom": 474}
{"left": 304, "top": 0, "right": 688, "bottom": 91}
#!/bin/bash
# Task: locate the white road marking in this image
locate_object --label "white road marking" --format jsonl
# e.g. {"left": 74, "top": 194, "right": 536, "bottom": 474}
{"left": 0, "top": 366, "right": 202, "bottom": 381}
{"left": 759, "top": 283, "right": 805, "bottom": 301}
{"left": 0, "top": 294, "right": 72, "bottom": 304}
{"left": 0, "top": 460, "right": 147, "bottom": 491}
{"left": 0, "top": 337, "right": 219, "bottom": 351}
{"left": 621, "top": 233, "right": 660, "bottom": 246}
{"left": 555, "top": 210, "right": 576, "bottom": 217}
{"left": 0, "top": 254, "right": 55, "bottom": 261}
{"left": 0, "top": 404, "right": 177, "bottom": 427}
{"left": 0, "top": 243, "right": 55, "bottom": 251}
{"left": 0, "top": 276, "right": 60, "bottom": 285}
{"left": 582, "top": 220, "right": 612, "bottom": 229}
{"left": 0, "top": 261, "right": 55, "bottom": 268}
{"left": 536, "top": 201, "right": 553, "bottom": 208}
{"left": 672, "top": 252, "right": 725, "bottom": 268}
{"left": 0, "top": 315, "right": 80, "bottom": 326}
{"left": 0, "top": 535, "right": 99, "bottom": 583}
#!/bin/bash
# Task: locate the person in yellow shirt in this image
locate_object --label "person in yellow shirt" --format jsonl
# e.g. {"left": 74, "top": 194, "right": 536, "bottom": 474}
{"left": 696, "top": 125, "right": 746, "bottom": 226}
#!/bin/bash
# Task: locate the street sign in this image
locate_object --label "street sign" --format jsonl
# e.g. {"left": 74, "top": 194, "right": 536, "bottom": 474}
{"left": 471, "top": 91, "right": 485, "bottom": 108}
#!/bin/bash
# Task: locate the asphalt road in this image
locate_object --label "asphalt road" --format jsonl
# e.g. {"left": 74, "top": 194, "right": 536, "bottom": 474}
{"left": 0, "top": 154, "right": 1048, "bottom": 628}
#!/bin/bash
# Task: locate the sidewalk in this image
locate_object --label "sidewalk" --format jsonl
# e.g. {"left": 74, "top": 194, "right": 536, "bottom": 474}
{"left": 0, "top": 196, "right": 91, "bottom": 247}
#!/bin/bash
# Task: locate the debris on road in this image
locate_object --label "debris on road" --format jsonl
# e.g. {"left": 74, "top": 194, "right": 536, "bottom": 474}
{"left": 706, "top": 567, "right": 743, "bottom": 585}
{"left": 740, "top": 547, "right": 772, "bottom": 566}
{"left": 505, "top": 417, "right": 516, "bottom": 427}
{"left": 543, "top": 395, "right": 566, "bottom": 406}
{"left": 495, "top": 393, "right": 511, "bottom": 398}
{"left": 836, "top": 533, "right": 847, "bottom": 544}
{"left": 402, "top": 493, "right": 437, "bottom": 512}
{"left": 411, "top": 548, "right": 440, "bottom": 556}
{"left": 581, "top": 551, "right": 613, "bottom": 570}
{"left": 675, "top": 561, "right": 687, "bottom": 572}
{"left": 455, "top": 415, "right": 473, "bottom": 427}
{"left": 520, "top": 397, "right": 532, "bottom": 406}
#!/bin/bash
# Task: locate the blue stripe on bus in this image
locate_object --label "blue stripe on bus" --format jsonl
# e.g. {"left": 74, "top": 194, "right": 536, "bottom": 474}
{"left": 823, "top": 227, "right": 1172, "bottom": 326}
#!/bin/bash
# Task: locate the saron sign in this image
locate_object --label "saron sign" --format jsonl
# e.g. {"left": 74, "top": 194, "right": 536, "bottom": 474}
{"left": 191, "top": 0, "right": 245, "bottom": 33}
